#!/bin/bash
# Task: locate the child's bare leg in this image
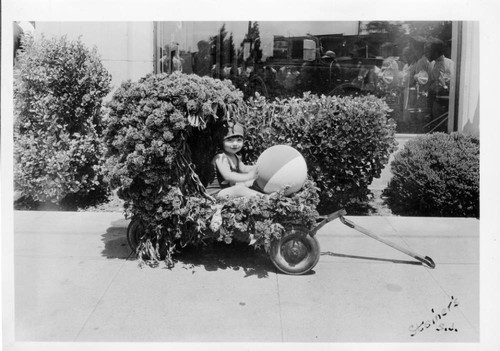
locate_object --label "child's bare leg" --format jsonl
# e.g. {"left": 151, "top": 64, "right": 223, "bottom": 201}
{"left": 217, "top": 184, "right": 264, "bottom": 199}
{"left": 240, "top": 180, "right": 255, "bottom": 187}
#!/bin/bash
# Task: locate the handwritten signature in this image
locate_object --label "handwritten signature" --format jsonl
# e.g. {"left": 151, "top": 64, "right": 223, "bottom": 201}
{"left": 409, "top": 296, "right": 459, "bottom": 337}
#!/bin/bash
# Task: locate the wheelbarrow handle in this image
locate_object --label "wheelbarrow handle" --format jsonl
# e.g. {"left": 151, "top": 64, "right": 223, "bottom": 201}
{"left": 310, "top": 209, "right": 347, "bottom": 237}
{"left": 339, "top": 215, "right": 436, "bottom": 269}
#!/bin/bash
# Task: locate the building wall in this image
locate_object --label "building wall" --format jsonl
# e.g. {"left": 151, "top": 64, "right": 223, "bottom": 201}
{"left": 457, "top": 21, "right": 480, "bottom": 137}
{"left": 35, "top": 22, "right": 155, "bottom": 96}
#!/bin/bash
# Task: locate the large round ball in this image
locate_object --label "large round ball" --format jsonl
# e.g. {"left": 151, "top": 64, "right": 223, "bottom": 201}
{"left": 256, "top": 145, "right": 308, "bottom": 195}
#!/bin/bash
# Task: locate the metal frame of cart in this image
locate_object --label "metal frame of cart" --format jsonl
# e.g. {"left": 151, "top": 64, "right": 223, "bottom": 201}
{"left": 127, "top": 208, "right": 435, "bottom": 275}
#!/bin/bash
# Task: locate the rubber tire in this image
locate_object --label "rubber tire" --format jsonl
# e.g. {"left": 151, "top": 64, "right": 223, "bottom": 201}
{"left": 127, "top": 219, "right": 144, "bottom": 252}
{"left": 270, "top": 226, "right": 320, "bottom": 275}
{"left": 127, "top": 219, "right": 169, "bottom": 260}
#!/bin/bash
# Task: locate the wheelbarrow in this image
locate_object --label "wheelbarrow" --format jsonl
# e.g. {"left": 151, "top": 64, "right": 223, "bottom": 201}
{"left": 127, "top": 209, "right": 435, "bottom": 275}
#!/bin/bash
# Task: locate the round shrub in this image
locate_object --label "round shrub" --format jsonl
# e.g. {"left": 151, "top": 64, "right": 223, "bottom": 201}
{"left": 383, "top": 132, "right": 479, "bottom": 217}
{"left": 239, "top": 92, "right": 398, "bottom": 213}
{"left": 104, "top": 72, "right": 320, "bottom": 267}
{"left": 14, "top": 35, "right": 111, "bottom": 208}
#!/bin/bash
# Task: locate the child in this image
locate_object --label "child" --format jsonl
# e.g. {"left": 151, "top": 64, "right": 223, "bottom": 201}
{"left": 206, "top": 122, "right": 264, "bottom": 199}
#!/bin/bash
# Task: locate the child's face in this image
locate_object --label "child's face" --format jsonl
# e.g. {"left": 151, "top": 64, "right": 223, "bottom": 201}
{"left": 223, "top": 136, "right": 244, "bottom": 155}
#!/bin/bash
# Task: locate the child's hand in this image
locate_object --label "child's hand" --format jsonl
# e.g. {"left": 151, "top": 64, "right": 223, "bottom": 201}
{"left": 249, "top": 166, "right": 259, "bottom": 180}
{"left": 237, "top": 167, "right": 258, "bottom": 188}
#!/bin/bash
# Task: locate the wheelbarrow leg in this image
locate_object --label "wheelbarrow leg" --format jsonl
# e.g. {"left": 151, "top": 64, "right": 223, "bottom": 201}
{"left": 339, "top": 215, "right": 436, "bottom": 269}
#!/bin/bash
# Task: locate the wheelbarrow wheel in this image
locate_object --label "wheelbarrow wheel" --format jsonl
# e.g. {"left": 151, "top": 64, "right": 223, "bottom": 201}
{"left": 270, "top": 226, "right": 320, "bottom": 275}
{"left": 127, "top": 219, "right": 168, "bottom": 259}
{"left": 127, "top": 219, "right": 144, "bottom": 252}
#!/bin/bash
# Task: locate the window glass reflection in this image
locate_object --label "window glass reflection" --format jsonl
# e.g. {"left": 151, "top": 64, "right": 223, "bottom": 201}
{"left": 156, "top": 21, "right": 455, "bottom": 134}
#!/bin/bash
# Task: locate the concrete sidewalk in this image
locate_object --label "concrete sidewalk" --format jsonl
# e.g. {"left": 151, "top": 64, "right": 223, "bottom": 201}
{"left": 11, "top": 210, "right": 479, "bottom": 343}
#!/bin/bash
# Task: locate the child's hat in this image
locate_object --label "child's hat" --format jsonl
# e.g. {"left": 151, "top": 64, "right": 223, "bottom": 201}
{"left": 224, "top": 122, "right": 244, "bottom": 139}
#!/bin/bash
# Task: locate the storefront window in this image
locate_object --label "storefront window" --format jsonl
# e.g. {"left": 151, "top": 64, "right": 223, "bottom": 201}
{"left": 155, "top": 21, "right": 458, "bottom": 134}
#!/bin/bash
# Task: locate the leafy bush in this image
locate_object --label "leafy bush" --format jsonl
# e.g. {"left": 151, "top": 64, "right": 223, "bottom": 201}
{"left": 238, "top": 92, "right": 398, "bottom": 213}
{"left": 14, "top": 35, "right": 111, "bottom": 208}
{"left": 383, "top": 132, "right": 479, "bottom": 217}
{"left": 135, "top": 181, "right": 320, "bottom": 267}
{"left": 104, "top": 72, "right": 245, "bottom": 198}
{"left": 104, "top": 72, "right": 320, "bottom": 267}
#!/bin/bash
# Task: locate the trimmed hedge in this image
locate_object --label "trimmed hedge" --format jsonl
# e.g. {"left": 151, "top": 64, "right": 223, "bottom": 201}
{"left": 14, "top": 35, "right": 111, "bottom": 208}
{"left": 383, "top": 132, "right": 479, "bottom": 217}
{"left": 239, "top": 92, "right": 398, "bottom": 213}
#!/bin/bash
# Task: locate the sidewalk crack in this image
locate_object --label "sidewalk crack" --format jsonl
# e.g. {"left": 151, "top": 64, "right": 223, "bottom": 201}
{"left": 424, "top": 268, "right": 479, "bottom": 336}
{"left": 275, "top": 272, "right": 284, "bottom": 342}
{"left": 73, "top": 252, "right": 133, "bottom": 341}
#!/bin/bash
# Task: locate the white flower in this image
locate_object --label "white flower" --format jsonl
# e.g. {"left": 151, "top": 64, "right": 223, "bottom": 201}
{"left": 248, "top": 234, "right": 257, "bottom": 246}
{"left": 209, "top": 205, "right": 223, "bottom": 232}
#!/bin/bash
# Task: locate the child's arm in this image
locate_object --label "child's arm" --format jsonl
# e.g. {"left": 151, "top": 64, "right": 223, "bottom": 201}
{"left": 237, "top": 156, "right": 256, "bottom": 173}
{"left": 215, "top": 154, "right": 257, "bottom": 184}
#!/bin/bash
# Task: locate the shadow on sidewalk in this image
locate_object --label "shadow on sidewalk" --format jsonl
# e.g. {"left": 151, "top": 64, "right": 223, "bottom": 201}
{"left": 321, "top": 251, "right": 423, "bottom": 266}
{"left": 100, "top": 219, "right": 275, "bottom": 278}
{"left": 100, "top": 219, "right": 131, "bottom": 259}
{"left": 173, "top": 242, "right": 275, "bottom": 278}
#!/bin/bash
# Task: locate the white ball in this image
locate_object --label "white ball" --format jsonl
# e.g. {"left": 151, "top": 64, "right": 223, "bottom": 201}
{"left": 256, "top": 145, "right": 308, "bottom": 195}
